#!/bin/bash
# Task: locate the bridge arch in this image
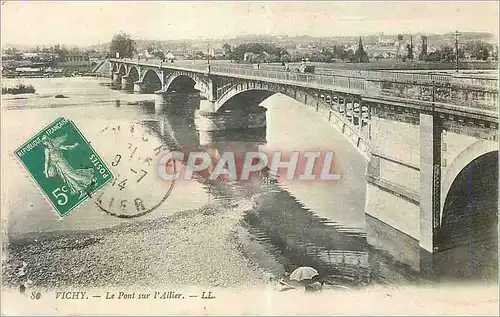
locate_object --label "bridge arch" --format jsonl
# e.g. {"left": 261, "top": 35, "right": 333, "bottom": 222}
{"left": 139, "top": 68, "right": 163, "bottom": 85}
{"left": 211, "top": 84, "right": 371, "bottom": 160}
{"left": 437, "top": 139, "right": 498, "bottom": 250}
{"left": 117, "top": 63, "right": 127, "bottom": 76}
{"left": 127, "top": 65, "right": 140, "bottom": 82}
{"left": 440, "top": 139, "right": 499, "bottom": 224}
{"left": 217, "top": 88, "right": 278, "bottom": 112}
{"left": 164, "top": 74, "right": 197, "bottom": 93}
{"left": 139, "top": 68, "right": 164, "bottom": 93}
{"left": 164, "top": 72, "right": 209, "bottom": 95}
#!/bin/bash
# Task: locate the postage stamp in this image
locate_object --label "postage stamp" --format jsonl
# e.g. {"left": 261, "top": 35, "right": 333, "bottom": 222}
{"left": 14, "top": 117, "right": 112, "bottom": 217}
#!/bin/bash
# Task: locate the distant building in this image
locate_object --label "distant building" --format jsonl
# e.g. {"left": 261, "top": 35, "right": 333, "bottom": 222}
{"left": 243, "top": 52, "right": 257, "bottom": 61}
{"left": 55, "top": 53, "right": 91, "bottom": 68}
{"left": 378, "top": 33, "right": 393, "bottom": 46}
{"left": 88, "top": 51, "right": 106, "bottom": 59}
{"left": 23, "top": 52, "right": 41, "bottom": 59}
{"left": 63, "top": 54, "right": 89, "bottom": 62}
{"left": 212, "top": 48, "right": 224, "bottom": 58}
{"left": 165, "top": 51, "right": 175, "bottom": 60}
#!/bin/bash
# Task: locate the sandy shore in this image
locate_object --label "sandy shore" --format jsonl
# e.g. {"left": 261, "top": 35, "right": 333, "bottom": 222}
{"left": 2, "top": 202, "right": 271, "bottom": 289}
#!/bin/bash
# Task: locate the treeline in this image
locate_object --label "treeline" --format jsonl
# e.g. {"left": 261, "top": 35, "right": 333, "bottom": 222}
{"left": 225, "top": 43, "right": 287, "bottom": 61}
{"left": 222, "top": 38, "right": 369, "bottom": 63}
{"left": 4, "top": 45, "right": 97, "bottom": 61}
{"left": 2, "top": 84, "right": 36, "bottom": 95}
{"left": 424, "top": 41, "right": 497, "bottom": 62}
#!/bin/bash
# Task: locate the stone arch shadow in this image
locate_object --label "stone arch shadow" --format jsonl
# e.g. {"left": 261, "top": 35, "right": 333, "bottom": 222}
{"left": 126, "top": 65, "right": 140, "bottom": 82}
{"left": 437, "top": 139, "right": 498, "bottom": 251}
{"left": 217, "top": 88, "right": 278, "bottom": 112}
{"left": 440, "top": 139, "right": 499, "bottom": 225}
{"left": 139, "top": 68, "right": 164, "bottom": 93}
{"left": 164, "top": 74, "right": 198, "bottom": 93}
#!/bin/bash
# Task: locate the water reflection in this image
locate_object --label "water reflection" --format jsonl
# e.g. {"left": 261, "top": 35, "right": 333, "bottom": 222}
{"left": 151, "top": 108, "right": 420, "bottom": 287}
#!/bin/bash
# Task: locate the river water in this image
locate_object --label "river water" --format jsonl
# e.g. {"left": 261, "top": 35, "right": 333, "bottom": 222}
{"left": 1, "top": 77, "right": 496, "bottom": 287}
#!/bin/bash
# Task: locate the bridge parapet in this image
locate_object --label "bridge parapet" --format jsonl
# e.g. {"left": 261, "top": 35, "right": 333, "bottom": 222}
{"left": 377, "top": 81, "right": 497, "bottom": 112}
{"left": 209, "top": 65, "right": 498, "bottom": 112}
{"left": 115, "top": 58, "right": 210, "bottom": 73}
{"left": 109, "top": 58, "right": 498, "bottom": 113}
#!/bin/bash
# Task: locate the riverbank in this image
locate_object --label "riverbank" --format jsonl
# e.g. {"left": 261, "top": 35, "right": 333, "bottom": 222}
{"left": 2, "top": 84, "right": 35, "bottom": 95}
{"left": 2, "top": 73, "right": 107, "bottom": 79}
{"left": 2, "top": 202, "right": 269, "bottom": 289}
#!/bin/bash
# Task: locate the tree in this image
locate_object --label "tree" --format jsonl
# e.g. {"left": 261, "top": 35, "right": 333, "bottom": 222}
{"left": 280, "top": 54, "right": 291, "bottom": 63}
{"left": 406, "top": 42, "right": 413, "bottom": 61}
{"left": 4, "top": 47, "right": 19, "bottom": 55}
{"left": 425, "top": 51, "right": 441, "bottom": 62}
{"left": 419, "top": 36, "right": 428, "bottom": 60}
{"left": 222, "top": 43, "right": 232, "bottom": 58}
{"left": 440, "top": 45, "right": 455, "bottom": 62}
{"left": 353, "top": 37, "right": 369, "bottom": 63}
{"left": 397, "top": 34, "right": 404, "bottom": 59}
{"left": 229, "top": 42, "right": 286, "bottom": 61}
{"left": 465, "top": 41, "right": 492, "bottom": 61}
{"left": 332, "top": 44, "right": 350, "bottom": 62}
{"left": 52, "top": 44, "right": 68, "bottom": 57}
{"left": 345, "top": 49, "right": 355, "bottom": 63}
{"left": 425, "top": 45, "right": 455, "bottom": 62}
{"left": 110, "top": 32, "right": 136, "bottom": 58}
{"left": 69, "top": 47, "right": 81, "bottom": 54}
{"left": 152, "top": 51, "right": 165, "bottom": 60}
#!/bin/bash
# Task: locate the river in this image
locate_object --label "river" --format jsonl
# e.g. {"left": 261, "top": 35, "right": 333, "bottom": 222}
{"left": 1, "top": 77, "right": 496, "bottom": 288}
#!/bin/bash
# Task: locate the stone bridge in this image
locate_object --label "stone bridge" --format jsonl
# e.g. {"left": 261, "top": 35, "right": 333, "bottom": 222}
{"left": 107, "top": 58, "right": 498, "bottom": 271}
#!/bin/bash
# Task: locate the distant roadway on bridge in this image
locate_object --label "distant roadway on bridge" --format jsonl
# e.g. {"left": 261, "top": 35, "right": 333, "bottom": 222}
{"left": 133, "top": 58, "right": 497, "bottom": 78}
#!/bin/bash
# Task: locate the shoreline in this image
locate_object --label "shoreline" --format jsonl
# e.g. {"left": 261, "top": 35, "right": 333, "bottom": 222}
{"left": 2, "top": 202, "right": 271, "bottom": 289}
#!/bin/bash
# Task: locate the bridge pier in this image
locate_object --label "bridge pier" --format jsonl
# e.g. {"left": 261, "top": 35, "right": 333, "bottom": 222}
{"left": 199, "top": 100, "right": 216, "bottom": 112}
{"left": 195, "top": 106, "right": 267, "bottom": 132}
{"left": 112, "top": 72, "right": 122, "bottom": 86}
{"left": 364, "top": 101, "right": 423, "bottom": 272}
{"left": 363, "top": 103, "right": 446, "bottom": 275}
{"left": 199, "top": 127, "right": 266, "bottom": 148}
{"left": 154, "top": 90, "right": 200, "bottom": 113}
{"left": 133, "top": 81, "right": 144, "bottom": 93}
{"left": 121, "top": 76, "right": 133, "bottom": 90}
{"left": 419, "top": 112, "right": 441, "bottom": 254}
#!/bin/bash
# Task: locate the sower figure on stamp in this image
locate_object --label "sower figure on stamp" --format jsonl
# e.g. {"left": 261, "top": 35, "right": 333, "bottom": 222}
{"left": 42, "top": 134, "right": 96, "bottom": 199}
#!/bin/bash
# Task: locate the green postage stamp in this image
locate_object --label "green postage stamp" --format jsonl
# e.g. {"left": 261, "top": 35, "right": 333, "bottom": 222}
{"left": 15, "top": 117, "right": 112, "bottom": 217}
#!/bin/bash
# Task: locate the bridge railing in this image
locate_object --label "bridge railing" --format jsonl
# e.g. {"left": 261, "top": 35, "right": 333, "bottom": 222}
{"left": 112, "top": 58, "right": 498, "bottom": 89}
{"left": 120, "top": 58, "right": 211, "bottom": 73}
{"left": 227, "top": 63, "right": 498, "bottom": 89}
{"left": 210, "top": 65, "right": 368, "bottom": 93}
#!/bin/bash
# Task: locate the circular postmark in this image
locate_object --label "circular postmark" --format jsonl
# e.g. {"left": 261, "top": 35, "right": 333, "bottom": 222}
{"left": 89, "top": 120, "right": 176, "bottom": 218}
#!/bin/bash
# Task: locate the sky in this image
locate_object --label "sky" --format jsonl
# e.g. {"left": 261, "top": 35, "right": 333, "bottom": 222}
{"left": 1, "top": 1, "right": 499, "bottom": 46}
